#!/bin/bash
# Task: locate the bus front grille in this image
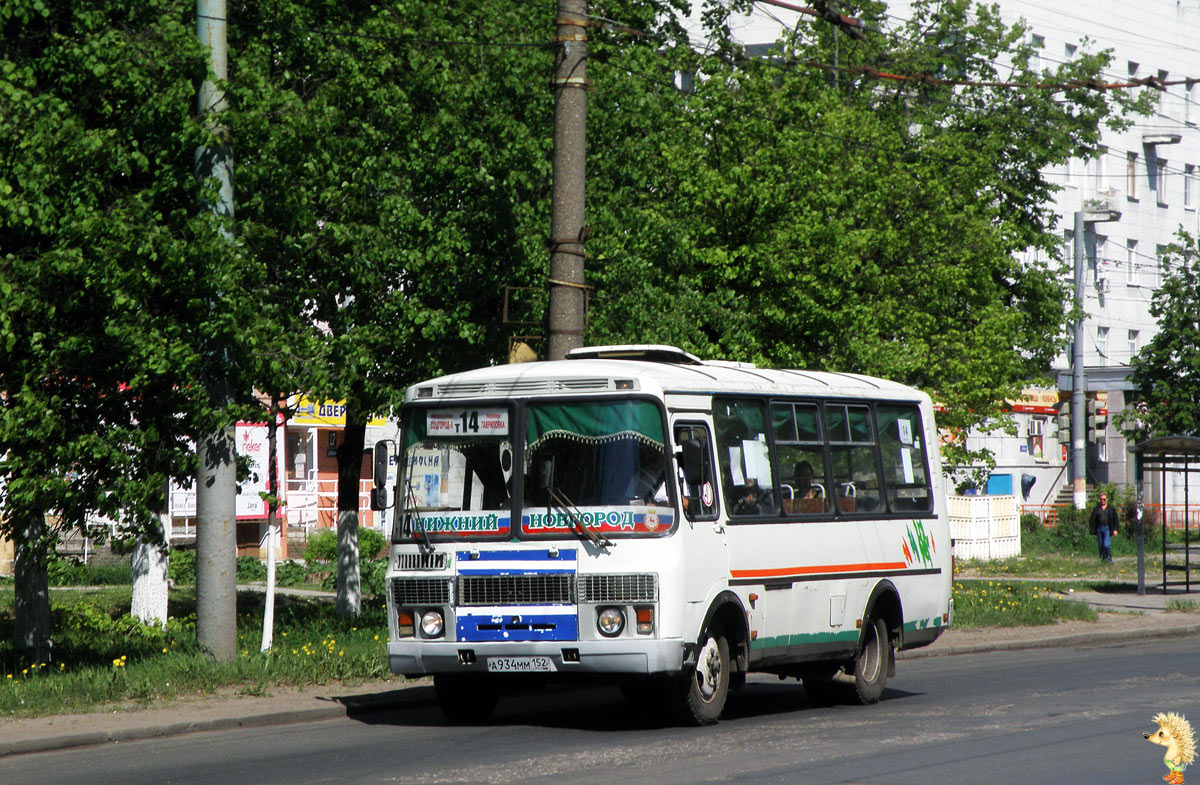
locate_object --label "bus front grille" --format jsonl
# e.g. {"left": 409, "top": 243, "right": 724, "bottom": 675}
{"left": 578, "top": 573, "right": 658, "bottom": 603}
{"left": 457, "top": 574, "right": 575, "bottom": 606}
{"left": 391, "top": 577, "right": 453, "bottom": 606}
{"left": 394, "top": 552, "right": 448, "bottom": 571}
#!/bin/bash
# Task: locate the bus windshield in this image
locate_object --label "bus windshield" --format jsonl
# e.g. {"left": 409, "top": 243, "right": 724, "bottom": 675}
{"left": 396, "top": 405, "right": 515, "bottom": 541}
{"left": 521, "top": 399, "right": 674, "bottom": 537}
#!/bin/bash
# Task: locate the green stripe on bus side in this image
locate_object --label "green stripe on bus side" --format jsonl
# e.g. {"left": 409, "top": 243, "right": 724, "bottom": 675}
{"left": 749, "top": 630, "right": 859, "bottom": 650}
{"left": 902, "top": 616, "right": 947, "bottom": 633}
{"left": 750, "top": 616, "right": 946, "bottom": 651}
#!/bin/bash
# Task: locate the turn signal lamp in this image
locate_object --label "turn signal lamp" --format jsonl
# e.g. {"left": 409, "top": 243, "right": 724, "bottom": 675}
{"left": 397, "top": 610, "right": 415, "bottom": 637}
{"left": 635, "top": 606, "right": 654, "bottom": 635}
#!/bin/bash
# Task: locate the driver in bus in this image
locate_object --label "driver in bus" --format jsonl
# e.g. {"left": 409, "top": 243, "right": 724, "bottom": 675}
{"left": 629, "top": 448, "right": 666, "bottom": 501}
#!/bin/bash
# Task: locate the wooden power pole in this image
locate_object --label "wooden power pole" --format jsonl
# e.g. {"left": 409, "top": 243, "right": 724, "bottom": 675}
{"left": 547, "top": 0, "right": 589, "bottom": 360}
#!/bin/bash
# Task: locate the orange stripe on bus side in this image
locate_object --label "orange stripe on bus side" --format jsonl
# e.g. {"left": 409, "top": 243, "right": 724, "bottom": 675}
{"left": 730, "top": 562, "right": 908, "bottom": 579}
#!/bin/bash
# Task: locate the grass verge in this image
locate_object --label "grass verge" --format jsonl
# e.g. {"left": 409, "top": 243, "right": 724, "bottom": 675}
{"left": 952, "top": 579, "right": 1097, "bottom": 628}
{"left": 0, "top": 586, "right": 392, "bottom": 719}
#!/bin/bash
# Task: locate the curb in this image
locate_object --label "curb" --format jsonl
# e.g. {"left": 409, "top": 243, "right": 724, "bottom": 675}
{"left": 899, "top": 621, "right": 1200, "bottom": 659}
{"left": 0, "top": 685, "right": 436, "bottom": 759}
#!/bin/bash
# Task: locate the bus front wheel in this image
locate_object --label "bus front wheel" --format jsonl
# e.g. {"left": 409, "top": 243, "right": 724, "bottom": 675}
{"left": 434, "top": 674, "right": 499, "bottom": 724}
{"left": 852, "top": 616, "right": 890, "bottom": 704}
{"left": 677, "top": 629, "right": 730, "bottom": 725}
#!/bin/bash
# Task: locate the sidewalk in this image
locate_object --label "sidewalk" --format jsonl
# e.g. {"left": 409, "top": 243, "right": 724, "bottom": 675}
{"left": 2, "top": 585, "right": 1198, "bottom": 757}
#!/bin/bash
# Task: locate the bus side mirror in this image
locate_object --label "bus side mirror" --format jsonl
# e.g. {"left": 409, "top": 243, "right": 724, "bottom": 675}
{"left": 371, "top": 440, "right": 390, "bottom": 511}
{"left": 535, "top": 456, "right": 556, "bottom": 492}
{"left": 681, "top": 439, "right": 703, "bottom": 486}
{"left": 538, "top": 455, "right": 556, "bottom": 492}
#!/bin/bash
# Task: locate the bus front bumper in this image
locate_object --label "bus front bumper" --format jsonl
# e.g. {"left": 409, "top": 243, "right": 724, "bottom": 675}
{"left": 388, "top": 638, "right": 686, "bottom": 677}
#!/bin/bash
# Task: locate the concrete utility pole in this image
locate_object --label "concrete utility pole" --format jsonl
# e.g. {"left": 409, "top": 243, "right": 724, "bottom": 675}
{"left": 1071, "top": 212, "right": 1087, "bottom": 510}
{"left": 547, "top": 0, "right": 589, "bottom": 360}
{"left": 195, "top": 0, "right": 237, "bottom": 661}
{"left": 1071, "top": 206, "right": 1120, "bottom": 510}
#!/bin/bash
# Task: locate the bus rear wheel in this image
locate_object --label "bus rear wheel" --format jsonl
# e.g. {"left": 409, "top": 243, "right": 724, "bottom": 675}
{"left": 676, "top": 629, "right": 730, "bottom": 725}
{"left": 434, "top": 674, "right": 499, "bottom": 724}
{"left": 852, "top": 616, "right": 890, "bottom": 704}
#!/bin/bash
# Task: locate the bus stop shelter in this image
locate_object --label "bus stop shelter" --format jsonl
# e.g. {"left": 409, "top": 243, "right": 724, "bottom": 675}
{"left": 1131, "top": 436, "right": 1200, "bottom": 593}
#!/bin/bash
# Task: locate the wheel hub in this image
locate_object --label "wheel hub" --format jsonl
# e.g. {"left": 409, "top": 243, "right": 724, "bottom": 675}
{"left": 696, "top": 638, "right": 721, "bottom": 699}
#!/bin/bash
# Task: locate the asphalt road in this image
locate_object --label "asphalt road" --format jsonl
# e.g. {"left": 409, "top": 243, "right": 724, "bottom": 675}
{"left": 6, "top": 636, "right": 1199, "bottom": 785}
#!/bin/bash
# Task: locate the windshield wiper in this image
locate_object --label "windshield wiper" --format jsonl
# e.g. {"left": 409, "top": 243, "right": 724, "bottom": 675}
{"left": 548, "top": 487, "right": 612, "bottom": 549}
{"left": 403, "top": 479, "right": 432, "bottom": 549}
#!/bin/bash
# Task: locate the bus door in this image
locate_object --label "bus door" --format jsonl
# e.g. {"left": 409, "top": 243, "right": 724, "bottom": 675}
{"left": 672, "top": 420, "right": 726, "bottom": 604}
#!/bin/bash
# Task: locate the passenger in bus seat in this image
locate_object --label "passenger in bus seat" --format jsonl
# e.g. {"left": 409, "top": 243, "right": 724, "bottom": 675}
{"left": 735, "top": 478, "right": 778, "bottom": 515}
{"left": 792, "top": 461, "right": 823, "bottom": 499}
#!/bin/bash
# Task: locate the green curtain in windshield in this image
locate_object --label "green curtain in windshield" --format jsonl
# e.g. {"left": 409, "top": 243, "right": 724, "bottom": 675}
{"left": 526, "top": 401, "right": 664, "bottom": 451}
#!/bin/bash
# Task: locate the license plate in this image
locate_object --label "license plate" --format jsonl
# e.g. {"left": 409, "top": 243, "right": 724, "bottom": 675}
{"left": 486, "top": 656, "right": 557, "bottom": 673}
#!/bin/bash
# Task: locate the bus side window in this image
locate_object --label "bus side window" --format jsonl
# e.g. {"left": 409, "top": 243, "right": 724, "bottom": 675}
{"left": 674, "top": 424, "right": 718, "bottom": 520}
{"left": 826, "top": 404, "right": 882, "bottom": 513}
{"left": 713, "top": 399, "right": 777, "bottom": 518}
{"left": 876, "top": 404, "right": 932, "bottom": 512}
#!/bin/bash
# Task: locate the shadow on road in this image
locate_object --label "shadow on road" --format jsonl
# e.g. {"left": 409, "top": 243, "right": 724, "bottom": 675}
{"left": 344, "top": 679, "right": 921, "bottom": 732}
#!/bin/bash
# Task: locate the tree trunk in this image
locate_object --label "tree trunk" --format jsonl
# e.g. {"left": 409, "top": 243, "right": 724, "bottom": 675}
{"left": 13, "top": 510, "right": 52, "bottom": 662}
{"left": 130, "top": 518, "right": 169, "bottom": 626}
{"left": 336, "top": 402, "right": 366, "bottom": 618}
{"left": 132, "top": 483, "right": 170, "bottom": 626}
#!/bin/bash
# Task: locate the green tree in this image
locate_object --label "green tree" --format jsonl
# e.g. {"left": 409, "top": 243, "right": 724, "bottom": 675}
{"left": 1122, "top": 234, "right": 1200, "bottom": 440}
{"left": 0, "top": 1, "right": 245, "bottom": 658}
{"left": 585, "top": 0, "right": 1150, "bottom": 479}
{"left": 222, "top": 0, "right": 566, "bottom": 615}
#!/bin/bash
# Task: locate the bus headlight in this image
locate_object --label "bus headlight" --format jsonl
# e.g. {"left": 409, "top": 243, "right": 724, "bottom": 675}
{"left": 597, "top": 607, "right": 625, "bottom": 637}
{"left": 420, "top": 610, "right": 445, "bottom": 638}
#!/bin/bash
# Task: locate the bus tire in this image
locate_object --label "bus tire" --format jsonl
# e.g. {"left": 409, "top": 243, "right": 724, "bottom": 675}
{"left": 434, "top": 674, "right": 499, "bottom": 724}
{"left": 852, "top": 616, "right": 890, "bottom": 704}
{"left": 678, "top": 628, "right": 730, "bottom": 725}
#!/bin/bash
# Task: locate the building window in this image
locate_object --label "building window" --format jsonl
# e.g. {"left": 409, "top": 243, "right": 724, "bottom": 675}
{"left": 1086, "top": 151, "right": 1106, "bottom": 194}
{"left": 1187, "top": 83, "right": 1195, "bottom": 126}
{"left": 1128, "top": 330, "right": 1140, "bottom": 360}
{"left": 1127, "top": 152, "right": 1139, "bottom": 199}
{"left": 1065, "top": 43, "right": 1076, "bottom": 59}
{"left": 1159, "top": 70, "right": 1170, "bottom": 111}
{"left": 1157, "top": 159, "right": 1169, "bottom": 204}
{"left": 1128, "top": 60, "right": 1140, "bottom": 77}
{"left": 1030, "top": 34, "right": 1044, "bottom": 72}
{"left": 1186, "top": 164, "right": 1195, "bottom": 209}
{"left": 1093, "top": 234, "right": 1108, "bottom": 293}
{"left": 1096, "top": 326, "right": 1109, "bottom": 364}
{"left": 1127, "top": 239, "right": 1138, "bottom": 285}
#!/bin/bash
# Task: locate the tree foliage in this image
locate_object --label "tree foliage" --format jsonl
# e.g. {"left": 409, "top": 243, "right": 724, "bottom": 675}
{"left": 585, "top": 0, "right": 1149, "bottom": 475}
{"left": 0, "top": 0, "right": 1156, "bottom": 640}
{"left": 1122, "top": 234, "right": 1200, "bottom": 440}
{"left": 0, "top": 0, "right": 254, "bottom": 655}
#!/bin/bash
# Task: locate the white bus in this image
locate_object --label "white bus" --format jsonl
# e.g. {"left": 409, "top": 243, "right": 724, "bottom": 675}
{"left": 375, "top": 345, "right": 952, "bottom": 724}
